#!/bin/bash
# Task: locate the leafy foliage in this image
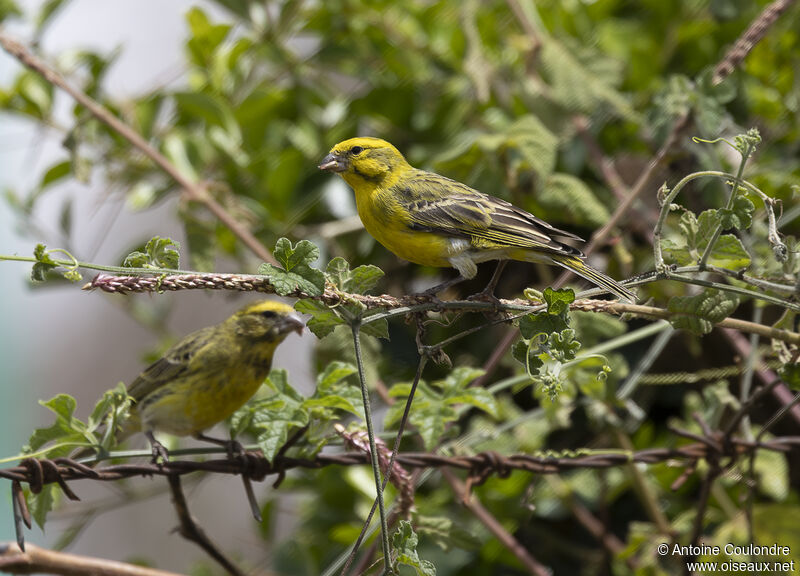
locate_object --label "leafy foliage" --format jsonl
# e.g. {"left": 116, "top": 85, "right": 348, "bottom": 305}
{"left": 2, "top": 1, "right": 800, "bottom": 575}
{"left": 258, "top": 238, "right": 325, "bottom": 296}
{"left": 386, "top": 366, "right": 498, "bottom": 450}
{"left": 123, "top": 236, "right": 181, "bottom": 269}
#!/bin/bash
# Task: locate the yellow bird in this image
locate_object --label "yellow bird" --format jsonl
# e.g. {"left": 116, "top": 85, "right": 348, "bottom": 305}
{"left": 120, "top": 300, "right": 303, "bottom": 461}
{"left": 318, "top": 137, "right": 635, "bottom": 302}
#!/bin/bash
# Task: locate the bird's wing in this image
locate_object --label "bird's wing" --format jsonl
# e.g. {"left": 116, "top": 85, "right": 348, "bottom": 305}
{"left": 126, "top": 326, "right": 217, "bottom": 402}
{"left": 396, "top": 171, "right": 584, "bottom": 255}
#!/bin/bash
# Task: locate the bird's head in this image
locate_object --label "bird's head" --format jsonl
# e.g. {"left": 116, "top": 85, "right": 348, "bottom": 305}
{"left": 319, "top": 137, "right": 410, "bottom": 188}
{"left": 231, "top": 300, "right": 304, "bottom": 341}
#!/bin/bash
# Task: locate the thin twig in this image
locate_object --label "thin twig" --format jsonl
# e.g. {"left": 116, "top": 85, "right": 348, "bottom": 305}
{"left": 339, "top": 354, "right": 427, "bottom": 576}
{"left": 0, "top": 31, "right": 276, "bottom": 266}
{"left": 712, "top": 0, "right": 798, "bottom": 85}
{"left": 166, "top": 474, "right": 246, "bottom": 576}
{"left": 721, "top": 327, "right": 800, "bottom": 425}
{"left": 442, "top": 469, "right": 550, "bottom": 576}
{"left": 350, "top": 323, "right": 391, "bottom": 574}
{"left": 0, "top": 541, "right": 182, "bottom": 576}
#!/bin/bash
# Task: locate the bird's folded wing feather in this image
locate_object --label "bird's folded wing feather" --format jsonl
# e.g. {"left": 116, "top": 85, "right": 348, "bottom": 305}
{"left": 396, "top": 171, "right": 584, "bottom": 254}
{"left": 126, "top": 326, "right": 217, "bottom": 401}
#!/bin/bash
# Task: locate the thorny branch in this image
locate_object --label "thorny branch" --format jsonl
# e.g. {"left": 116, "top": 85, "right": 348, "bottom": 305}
{"left": 82, "top": 272, "right": 800, "bottom": 346}
{"left": 2, "top": 435, "right": 796, "bottom": 495}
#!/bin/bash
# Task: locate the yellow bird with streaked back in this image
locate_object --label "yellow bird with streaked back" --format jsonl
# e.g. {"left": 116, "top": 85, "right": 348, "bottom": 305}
{"left": 318, "top": 137, "right": 635, "bottom": 302}
{"left": 120, "top": 300, "right": 303, "bottom": 461}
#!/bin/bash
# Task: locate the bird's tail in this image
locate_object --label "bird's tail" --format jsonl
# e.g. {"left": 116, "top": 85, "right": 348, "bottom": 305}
{"left": 551, "top": 255, "right": 636, "bottom": 303}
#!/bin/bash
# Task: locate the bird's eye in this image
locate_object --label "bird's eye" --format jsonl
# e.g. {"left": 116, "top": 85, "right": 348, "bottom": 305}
{"left": 350, "top": 146, "right": 364, "bottom": 156}
{"left": 260, "top": 310, "right": 277, "bottom": 319}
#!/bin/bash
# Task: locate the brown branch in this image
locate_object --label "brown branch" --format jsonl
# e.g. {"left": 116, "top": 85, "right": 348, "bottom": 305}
{"left": 0, "top": 31, "right": 276, "bottom": 266}
{"left": 442, "top": 469, "right": 550, "bottom": 576}
{"left": 0, "top": 541, "right": 182, "bottom": 576}
{"left": 721, "top": 327, "right": 800, "bottom": 425}
{"left": 166, "top": 475, "right": 246, "bottom": 576}
{"left": 82, "top": 274, "right": 800, "bottom": 346}
{"left": 713, "top": 0, "right": 798, "bottom": 85}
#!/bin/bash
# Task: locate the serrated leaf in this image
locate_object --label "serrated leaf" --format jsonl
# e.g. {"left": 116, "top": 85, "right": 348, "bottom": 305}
{"left": 41, "top": 394, "right": 77, "bottom": 423}
{"left": 667, "top": 290, "right": 739, "bottom": 335}
{"left": 518, "top": 310, "right": 568, "bottom": 339}
{"left": 260, "top": 238, "right": 325, "bottom": 296}
{"left": 392, "top": 520, "right": 437, "bottom": 576}
{"left": 718, "top": 195, "right": 754, "bottom": 230}
{"left": 235, "top": 370, "right": 309, "bottom": 462}
{"left": 326, "top": 257, "right": 384, "bottom": 294}
{"left": 294, "top": 299, "right": 342, "bottom": 338}
{"left": 123, "top": 236, "right": 180, "bottom": 269}
{"left": 543, "top": 287, "right": 575, "bottom": 316}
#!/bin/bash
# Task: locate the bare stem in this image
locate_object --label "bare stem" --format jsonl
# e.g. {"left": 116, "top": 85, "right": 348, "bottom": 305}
{"left": 166, "top": 474, "right": 246, "bottom": 576}
{"left": 0, "top": 541, "right": 182, "bottom": 576}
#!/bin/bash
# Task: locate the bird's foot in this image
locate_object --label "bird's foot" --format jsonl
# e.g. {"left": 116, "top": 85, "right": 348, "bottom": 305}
{"left": 466, "top": 288, "right": 502, "bottom": 306}
{"left": 195, "top": 433, "right": 246, "bottom": 460}
{"left": 146, "top": 432, "right": 169, "bottom": 464}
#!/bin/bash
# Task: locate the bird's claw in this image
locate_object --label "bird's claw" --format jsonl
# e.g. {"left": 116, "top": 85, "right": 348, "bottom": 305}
{"left": 150, "top": 440, "right": 170, "bottom": 465}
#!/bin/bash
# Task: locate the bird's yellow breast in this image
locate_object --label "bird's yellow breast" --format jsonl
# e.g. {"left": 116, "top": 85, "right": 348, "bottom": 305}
{"left": 352, "top": 184, "right": 455, "bottom": 268}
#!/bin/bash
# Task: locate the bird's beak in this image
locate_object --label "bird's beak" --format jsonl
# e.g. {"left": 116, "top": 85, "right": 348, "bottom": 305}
{"left": 280, "top": 313, "right": 305, "bottom": 336}
{"left": 318, "top": 152, "right": 346, "bottom": 173}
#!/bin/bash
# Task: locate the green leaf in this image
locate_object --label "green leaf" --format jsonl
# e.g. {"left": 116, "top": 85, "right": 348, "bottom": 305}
{"left": 39, "top": 160, "right": 71, "bottom": 191}
{"left": 232, "top": 369, "right": 308, "bottom": 462}
{"left": 706, "top": 234, "right": 751, "bottom": 269}
{"left": 41, "top": 394, "right": 77, "bottom": 423}
{"left": 326, "top": 257, "right": 383, "bottom": 294}
{"left": 779, "top": 363, "right": 800, "bottom": 391}
{"left": 304, "top": 361, "right": 361, "bottom": 418}
{"left": 259, "top": 238, "right": 325, "bottom": 296}
{"left": 31, "top": 243, "right": 57, "bottom": 282}
{"left": 294, "top": 299, "right": 343, "bottom": 338}
{"left": 185, "top": 7, "right": 231, "bottom": 66}
{"left": 543, "top": 287, "right": 575, "bottom": 316}
{"left": 28, "top": 484, "right": 60, "bottom": 530}
{"left": 718, "top": 195, "right": 754, "bottom": 230}
{"left": 34, "top": 0, "right": 67, "bottom": 34}
{"left": 392, "top": 520, "right": 437, "bottom": 576}
{"left": 667, "top": 290, "right": 740, "bottom": 335}
{"left": 518, "top": 288, "right": 574, "bottom": 339}
{"left": 385, "top": 367, "right": 495, "bottom": 450}
{"left": 359, "top": 315, "right": 389, "bottom": 340}
{"left": 123, "top": 236, "right": 181, "bottom": 269}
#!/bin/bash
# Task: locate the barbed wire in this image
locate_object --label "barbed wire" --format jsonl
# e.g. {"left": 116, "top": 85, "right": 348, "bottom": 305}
{"left": 3, "top": 433, "right": 796, "bottom": 493}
